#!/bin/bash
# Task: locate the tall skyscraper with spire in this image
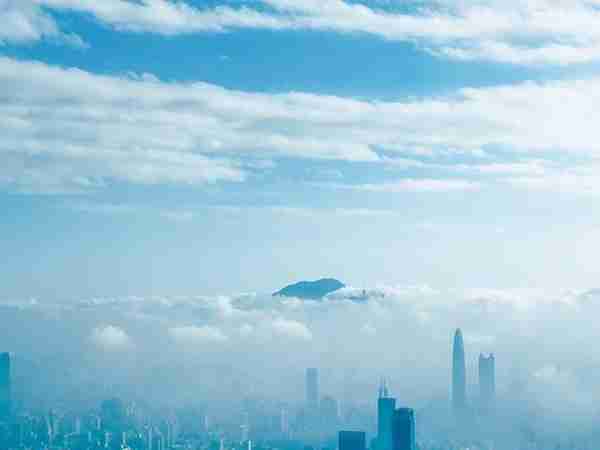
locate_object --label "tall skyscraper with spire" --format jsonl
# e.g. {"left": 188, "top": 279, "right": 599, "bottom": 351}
{"left": 452, "top": 329, "right": 466, "bottom": 412}
{"left": 377, "top": 380, "right": 396, "bottom": 450}
{"left": 479, "top": 353, "right": 495, "bottom": 412}
{"left": 0, "top": 353, "right": 10, "bottom": 422}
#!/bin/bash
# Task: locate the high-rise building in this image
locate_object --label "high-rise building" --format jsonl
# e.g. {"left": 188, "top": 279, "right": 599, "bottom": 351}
{"left": 339, "top": 431, "right": 366, "bottom": 450}
{"left": 391, "top": 408, "right": 415, "bottom": 450}
{"left": 279, "top": 408, "right": 289, "bottom": 436}
{"left": 100, "top": 398, "right": 126, "bottom": 433}
{"left": 377, "top": 380, "right": 396, "bottom": 450}
{"left": 479, "top": 353, "right": 495, "bottom": 411}
{"left": 147, "top": 426, "right": 153, "bottom": 450}
{"left": 452, "top": 329, "right": 466, "bottom": 412}
{"left": 306, "top": 368, "right": 319, "bottom": 411}
{"left": 0, "top": 353, "right": 11, "bottom": 422}
{"left": 320, "top": 395, "right": 339, "bottom": 432}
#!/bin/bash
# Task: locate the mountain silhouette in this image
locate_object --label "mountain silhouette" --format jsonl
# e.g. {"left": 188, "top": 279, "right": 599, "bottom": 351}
{"left": 273, "top": 278, "right": 345, "bottom": 300}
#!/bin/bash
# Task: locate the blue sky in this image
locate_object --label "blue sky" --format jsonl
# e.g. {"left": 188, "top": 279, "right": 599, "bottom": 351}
{"left": 3, "top": 0, "right": 600, "bottom": 299}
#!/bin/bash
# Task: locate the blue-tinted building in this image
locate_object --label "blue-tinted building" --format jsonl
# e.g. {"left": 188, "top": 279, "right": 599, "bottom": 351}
{"left": 339, "top": 431, "right": 366, "bottom": 450}
{"left": 452, "top": 329, "right": 466, "bottom": 412}
{"left": 391, "top": 408, "right": 415, "bottom": 450}
{"left": 0, "top": 353, "right": 10, "bottom": 422}
{"left": 377, "top": 381, "right": 396, "bottom": 450}
{"left": 479, "top": 353, "right": 496, "bottom": 412}
{"left": 306, "top": 368, "right": 319, "bottom": 411}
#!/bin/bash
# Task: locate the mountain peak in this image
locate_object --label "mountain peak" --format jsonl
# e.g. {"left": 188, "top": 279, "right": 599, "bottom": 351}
{"left": 273, "top": 278, "right": 345, "bottom": 300}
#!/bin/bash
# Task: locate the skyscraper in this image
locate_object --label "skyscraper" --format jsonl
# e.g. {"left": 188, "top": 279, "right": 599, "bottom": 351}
{"left": 0, "top": 353, "right": 10, "bottom": 422}
{"left": 391, "top": 408, "right": 415, "bottom": 450}
{"left": 377, "top": 380, "right": 396, "bottom": 450}
{"left": 339, "top": 431, "right": 366, "bottom": 450}
{"left": 100, "top": 398, "right": 127, "bottom": 433}
{"left": 280, "top": 408, "right": 289, "bottom": 436}
{"left": 320, "top": 395, "right": 339, "bottom": 432}
{"left": 452, "top": 329, "right": 466, "bottom": 412}
{"left": 306, "top": 368, "right": 319, "bottom": 410}
{"left": 479, "top": 353, "right": 495, "bottom": 411}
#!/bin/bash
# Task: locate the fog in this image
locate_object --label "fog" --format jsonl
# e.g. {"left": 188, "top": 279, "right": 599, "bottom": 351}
{"left": 4, "top": 285, "right": 600, "bottom": 446}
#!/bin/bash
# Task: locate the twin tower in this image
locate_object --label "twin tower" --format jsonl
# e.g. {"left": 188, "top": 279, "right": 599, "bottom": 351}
{"left": 452, "top": 329, "right": 495, "bottom": 414}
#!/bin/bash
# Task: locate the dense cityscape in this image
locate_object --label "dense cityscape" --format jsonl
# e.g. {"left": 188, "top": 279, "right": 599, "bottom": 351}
{"left": 2, "top": 327, "right": 593, "bottom": 450}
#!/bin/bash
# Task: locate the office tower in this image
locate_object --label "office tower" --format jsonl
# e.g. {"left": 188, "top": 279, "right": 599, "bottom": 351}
{"left": 377, "top": 380, "right": 396, "bottom": 450}
{"left": 279, "top": 408, "right": 289, "bottom": 436}
{"left": 147, "top": 426, "right": 153, "bottom": 450}
{"left": 152, "top": 430, "right": 165, "bottom": 450}
{"left": 306, "top": 368, "right": 319, "bottom": 410}
{"left": 320, "top": 395, "right": 339, "bottom": 431}
{"left": 0, "top": 353, "right": 10, "bottom": 422}
{"left": 391, "top": 408, "right": 415, "bottom": 450}
{"left": 100, "top": 398, "right": 126, "bottom": 433}
{"left": 452, "top": 329, "right": 466, "bottom": 412}
{"left": 339, "top": 431, "right": 366, "bottom": 450}
{"left": 240, "top": 411, "right": 250, "bottom": 442}
{"left": 479, "top": 353, "right": 496, "bottom": 411}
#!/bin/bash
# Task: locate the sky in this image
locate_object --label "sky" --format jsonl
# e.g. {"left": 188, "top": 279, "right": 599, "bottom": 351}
{"left": 3, "top": 0, "right": 600, "bottom": 300}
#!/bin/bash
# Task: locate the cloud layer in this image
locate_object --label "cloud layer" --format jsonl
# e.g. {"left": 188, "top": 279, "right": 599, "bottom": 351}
{"left": 4, "top": 0, "right": 600, "bottom": 66}
{"left": 2, "top": 55, "right": 600, "bottom": 194}
{"left": 5, "top": 285, "right": 600, "bottom": 437}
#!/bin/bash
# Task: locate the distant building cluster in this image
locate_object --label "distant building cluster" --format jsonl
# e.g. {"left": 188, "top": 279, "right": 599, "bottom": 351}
{"left": 452, "top": 329, "right": 496, "bottom": 415}
{"left": 338, "top": 379, "right": 414, "bottom": 450}
{"left": 5, "top": 329, "right": 576, "bottom": 450}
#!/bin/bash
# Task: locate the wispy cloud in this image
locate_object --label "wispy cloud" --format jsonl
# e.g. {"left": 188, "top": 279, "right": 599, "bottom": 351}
{"left": 169, "top": 325, "right": 229, "bottom": 344}
{"left": 7, "top": 0, "right": 600, "bottom": 66}
{"left": 325, "top": 178, "right": 481, "bottom": 192}
{"left": 64, "top": 201, "right": 404, "bottom": 221}
{"left": 0, "top": 0, "right": 86, "bottom": 47}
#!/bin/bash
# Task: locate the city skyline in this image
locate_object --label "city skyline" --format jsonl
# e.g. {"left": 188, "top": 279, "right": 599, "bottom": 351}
{"left": 0, "top": 328, "right": 486, "bottom": 449}
{"left": 0, "top": 324, "right": 596, "bottom": 449}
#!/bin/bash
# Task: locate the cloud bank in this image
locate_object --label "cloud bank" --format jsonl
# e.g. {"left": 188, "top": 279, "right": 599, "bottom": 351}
{"left": 4, "top": 285, "right": 600, "bottom": 415}
{"left": 3, "top": 56, "right": 600, "bottom": 194}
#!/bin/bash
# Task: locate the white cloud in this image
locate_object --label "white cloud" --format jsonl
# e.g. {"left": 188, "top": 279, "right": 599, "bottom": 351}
{"left": 0, "top": 0, "right": 86, "bottom": 47}
{"left": 270, "top": 318, "right": 313, "bottom": 341}
{"left": 507, "top": 168, "right": 600, "bottom": 196}
{"left": 90, "top": 325, "right": 132, "bottom": 350}
{"left": 169, "top": 325, "right": 229, "bottom": 344}
{"left": 66, "top": 202, "right": 406, "bottom": 221}
{"left": 33, "top": 0, "right": 293, "bottom": 34}
{"left": 4, "top": 0, "right": 598, "bottom": 65}
{"left": 340, "top": 178, "right": 481, "bottom": 193}
{"left": 4, "top": 56, "right": 600, "bottom": 194}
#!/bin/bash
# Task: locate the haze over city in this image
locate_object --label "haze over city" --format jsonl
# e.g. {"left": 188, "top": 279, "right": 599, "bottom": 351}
{"left": 3, "top": 0, "right": 600, "bottom": 449}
